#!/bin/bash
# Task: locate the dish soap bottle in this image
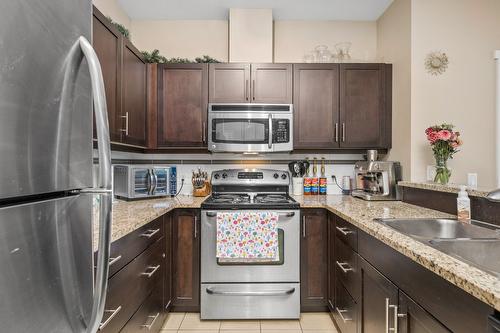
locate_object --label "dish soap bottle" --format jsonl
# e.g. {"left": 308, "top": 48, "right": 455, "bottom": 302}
{"left": 457, "top": 185, "right": 471, "bottom": 223}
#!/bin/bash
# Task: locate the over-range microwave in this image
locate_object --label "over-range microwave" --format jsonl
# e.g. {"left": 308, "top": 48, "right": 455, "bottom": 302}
{"left": 208, "top": 103, "right": 293, "bottom": 153}
{"left": 113, "top": 165, "right": 177, "bottom": 200}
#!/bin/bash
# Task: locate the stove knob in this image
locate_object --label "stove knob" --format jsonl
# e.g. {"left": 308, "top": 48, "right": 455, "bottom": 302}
{"left": 222, "top": 173, "right": 228, "bottom": 179}
{"left": 273, "top": 173, "right": 279, "bottom": 179}
{"left": 213, "top": 173, "right": 220, "bottom": 180}
{"left": 281, "top": 173, "right": 287, "bottom": 180}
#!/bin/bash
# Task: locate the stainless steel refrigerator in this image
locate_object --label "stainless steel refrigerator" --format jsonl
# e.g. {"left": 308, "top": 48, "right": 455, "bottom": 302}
{"left": 0, "top": 1, "right": 112, "bottom": 332}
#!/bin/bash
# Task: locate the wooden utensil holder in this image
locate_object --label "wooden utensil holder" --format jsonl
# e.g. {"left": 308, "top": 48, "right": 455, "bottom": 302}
{"left": 193, "top": 181, "right": 211, "bottom": 197}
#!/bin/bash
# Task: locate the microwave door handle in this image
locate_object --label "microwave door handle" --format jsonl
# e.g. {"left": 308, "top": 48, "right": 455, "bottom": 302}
{"left": 152, "top": 170, "right": 158, "bottom": 194}
{"left": 268, "top": 114, "right": 273, "bottom": 149}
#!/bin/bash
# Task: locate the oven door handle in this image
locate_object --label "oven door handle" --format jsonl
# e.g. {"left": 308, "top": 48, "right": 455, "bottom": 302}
{"left": 268, "top": 113, "right": 273, "bottom": 149}
{"left": 206, "top": 287, "right": 295, "bottom": 296}
{"left": 205, "top": 212, "right": 295, "bottom": 218}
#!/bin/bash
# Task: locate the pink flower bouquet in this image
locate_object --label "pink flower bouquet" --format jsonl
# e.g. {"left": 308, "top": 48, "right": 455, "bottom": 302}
{"left": 425, "top": 124, "right": 462, "bottom": 184}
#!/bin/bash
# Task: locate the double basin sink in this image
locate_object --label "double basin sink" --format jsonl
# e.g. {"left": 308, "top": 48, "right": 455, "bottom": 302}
{"left": 375, "top": 218, "right": 500, "bottom": 276}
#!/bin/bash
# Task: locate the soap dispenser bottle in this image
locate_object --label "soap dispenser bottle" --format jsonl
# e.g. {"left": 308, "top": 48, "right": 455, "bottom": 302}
{"left": 457, "top": 185, "right": 471, "bottom": 223}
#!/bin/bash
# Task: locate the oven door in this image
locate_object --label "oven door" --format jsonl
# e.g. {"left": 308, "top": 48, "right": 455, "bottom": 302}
{"left": 201, "top": 209, "right": 300, "bottom": 283}
{"left": 131, "top": 168, "right": 153, "bottom": 198}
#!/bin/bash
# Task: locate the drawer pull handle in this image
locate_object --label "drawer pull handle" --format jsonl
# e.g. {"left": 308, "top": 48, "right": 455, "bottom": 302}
{"left": 336, "top": 261, "right": 354, "bottom": 273}
{"left": 141, "top": 265, "right": 161, "bottom": 278}
{"left": 108, "top": 255, "right": 122, "bottom": 267}
{"left": 335, "top": 307, "right": 352, "bottom": 323}
{"left": 98, "top": 305, "right": 122, "bottom": 330}
{"left": 206, "top": 287, "right": 295, "bottom": 296}
{"left": 140, "top": 228, "right": 160, "bottom": 238}
{"left": 141, "top": 312, "right": 160, "bottom": 330}
{"left": 336, "top": 226, "right": 354, "bottom": 236}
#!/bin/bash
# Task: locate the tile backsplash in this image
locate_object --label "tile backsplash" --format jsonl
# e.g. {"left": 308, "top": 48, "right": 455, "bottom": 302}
{"left": 95, "top": 150, "right": 367, "bottom": 195}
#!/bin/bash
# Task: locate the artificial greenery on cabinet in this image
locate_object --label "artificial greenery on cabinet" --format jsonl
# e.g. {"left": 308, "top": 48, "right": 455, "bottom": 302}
{"left": 141, "top": 49, "right": 221, "bottom": 64}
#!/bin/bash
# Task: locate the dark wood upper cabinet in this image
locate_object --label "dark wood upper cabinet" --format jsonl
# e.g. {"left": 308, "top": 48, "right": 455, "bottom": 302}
{"left": 92, "top": 6, "right": 148, "bottom": 148}
{"left": 157, "top": 64, "right": 208, "bottom": 148}
{"left": 300, "top": 209, "right": 329, "bottom": 312}
{"left": 172, "top": 209, "right": 200, "bottom": 312}
{"left": 209, "top": 63, "right": 251, "bottom": 103}
{"left": 359, "top": 257, "right": 399, "bottom": 333}
{"left": 92, "top": 7, "right": 122, "bottom": 142}
{"left": 339, "top": 63, "right": 392, "bottom": 149}
{"left": 250, "top": 63, "right": 292, "bottom": 103}
{"left": 121, "top": 39, "right": 147, "bottom": 147}
{"left": 293, "top": 64, "right": 340, "bottom": 149}
{"left": 398, "top": 292, "right": 450, "bottom": 333}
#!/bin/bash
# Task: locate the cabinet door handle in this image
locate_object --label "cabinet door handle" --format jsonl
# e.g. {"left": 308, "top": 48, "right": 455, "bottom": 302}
{"left": 121, "top": 112, "right": 129, "bottom": 136}
{"left": 141, "top": 312, "right": 160, "bottom": 330}
{"left": 335, "top": 307, "right": 352, "bottom": 323}
{"left": 336, "top": 226, "right": 354, "bottom": 236}
{"left": 386, "top": 298, "right": 403, "bottom": 333}
{"left": 99, "top": 306, "right": 122, "bottom": 330}
{"left": 140, "top": 228, "right": 160, "bottom": 238}
{"left": 194, "top": 216, "right": 198, "bottom": 238}
{"left": 302, "top": 216, "right": 306, "bottom": 238}
{"left": 202, "top": 122, "right": 207, "bottom": 143}
{"left": 252, "top": 79, "right": 256, "bottom": 100}
{"left": 342, "top": 123, "right": 346, "bottom": 142}
{"left": 141, "top": 265, "right": 161, "bottom": 278}
{"left": 245, "top": 79, "right": 249, "bottom": 101}
{"left": 336, "top": 261, "right": 354, "bottom": 273}
{"left": 108, "top": 255, "right": 122, "bottom": 267}
{"left": 335, "top": 123, "right": 339, "bottom": 142}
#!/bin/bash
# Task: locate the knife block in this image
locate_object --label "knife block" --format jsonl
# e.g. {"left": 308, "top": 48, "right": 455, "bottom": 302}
{"left": 193, "top": 181, "right": 211, "bottom": 197}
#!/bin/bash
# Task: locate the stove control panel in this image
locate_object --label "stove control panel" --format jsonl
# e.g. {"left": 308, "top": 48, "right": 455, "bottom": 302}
{"left": 211, "top": 169, "right": 290, "bottom": 186}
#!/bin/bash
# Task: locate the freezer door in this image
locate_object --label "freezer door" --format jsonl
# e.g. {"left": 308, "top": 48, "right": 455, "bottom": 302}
{"left": 0, "top": 0, "right": 93, "bottom": 200}
{"left": 0, "top": 194, "right": 94, "bottom": 333}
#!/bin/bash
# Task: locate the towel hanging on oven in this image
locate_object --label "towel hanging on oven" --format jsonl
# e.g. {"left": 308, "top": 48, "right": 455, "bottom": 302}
{"left": 216, "top": 212, "right": 279, "bottom": 260}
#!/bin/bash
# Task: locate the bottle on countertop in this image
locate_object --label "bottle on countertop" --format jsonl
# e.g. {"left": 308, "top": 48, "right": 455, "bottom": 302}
{"left": 310, "top": 158, "right": 319, "bottom": 195}
{"left": 457, "top": 185, "right": 471, "bottom": 223}
{"left": 319, "top": 158, "right": 327, "bottom": 195}
{"left": 303, "top": 158, "right": 311, "bottom": 196}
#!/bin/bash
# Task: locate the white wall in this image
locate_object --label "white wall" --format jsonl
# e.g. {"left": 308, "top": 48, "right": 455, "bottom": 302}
{"left": 130, "top": 20, "right": 229, "bottom": 61}
{"left": 93, "top": 0, "right": 131, "bottom": 29}
{"left": 274, "top": 21, "right": 378, "bottom": 63}
{"left": 410, "top": 0, "right": 500, "bottom": 187}
{"left": 376, "top": 0, "right": 411, "bottom": 179}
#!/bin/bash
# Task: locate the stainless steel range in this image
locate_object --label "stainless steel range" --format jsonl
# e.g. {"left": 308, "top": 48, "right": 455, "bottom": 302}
{"left": 201, "top": 169, "right": 300, "bottom": 320}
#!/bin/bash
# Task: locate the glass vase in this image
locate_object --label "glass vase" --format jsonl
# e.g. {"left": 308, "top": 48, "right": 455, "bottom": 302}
{"left": 434, "top": 155, "right": 451, "bottom": 185}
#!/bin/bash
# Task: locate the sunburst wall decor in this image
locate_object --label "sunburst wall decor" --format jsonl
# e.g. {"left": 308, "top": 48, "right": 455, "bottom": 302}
{"left": 425, "top": 52, "right": 449, "bottom": 75}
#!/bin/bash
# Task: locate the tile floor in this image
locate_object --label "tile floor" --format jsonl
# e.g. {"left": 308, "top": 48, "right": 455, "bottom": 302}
{"left": 160, "top": 312, "right": 338, "bottom": 333}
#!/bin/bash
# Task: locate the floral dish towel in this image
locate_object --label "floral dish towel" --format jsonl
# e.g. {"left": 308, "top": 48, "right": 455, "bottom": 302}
{"left": 216, "top": 212, "right": 279, "bottom": 259}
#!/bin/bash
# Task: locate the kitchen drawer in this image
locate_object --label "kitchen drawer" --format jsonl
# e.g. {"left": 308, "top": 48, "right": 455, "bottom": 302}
{"left": 120, "top": 289, "right": 166, "bottom": 333}
{"left": 99, "top": 215, "right": 164, "bottom": 278}
{"left": 335, "top": 238, "right": 360, "bottom": 302}
{"left": 201, "top": 283, "right": 300, "bottom": 320}
{"left": 332, "top": 281, "right": 358, "bottom": 333}
{"left": 335, "top": 217, "right": 357, "bottom": 252}
{"left": 99, "top": 238, "right": 164, "bottom": 333}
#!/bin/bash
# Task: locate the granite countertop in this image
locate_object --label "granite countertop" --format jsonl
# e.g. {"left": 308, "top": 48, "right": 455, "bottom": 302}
{"left": 398, "top": 181, "right": 494, "bottom": 198}
{"left": 294, "top": 195, "right": 500, "bottom": 312}
{"left": 101, "top": 194, "right": 499, "bottom": 311}
{"left": 93, "top": 195, "right": 206, "bottom": 250}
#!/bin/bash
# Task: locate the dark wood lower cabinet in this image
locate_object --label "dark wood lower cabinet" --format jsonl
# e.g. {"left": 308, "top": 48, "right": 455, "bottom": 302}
{"left": 399, "top": 291, "right": 450, "bottom": 333}
{"left": 172, "top": 209, "right": 201, "bottom": 311}
{"left": 327, "top": 213, "right": 336, "bottom": 311}
{"left": 164, "top": 212, "right": 173, "bottom": 311}
{"left": 359, "top": 257, "right": 398, "bottom": 333}
{"left": 121, "top": 287, "right": 166, "bottom": 333}
{"left": 300, "top": 209, "right": 329, "bottom": 311}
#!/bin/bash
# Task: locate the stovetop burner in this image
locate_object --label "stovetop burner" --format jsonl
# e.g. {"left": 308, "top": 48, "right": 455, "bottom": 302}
{"left": 202, "top": 193, "right": 299, "bottom": 210}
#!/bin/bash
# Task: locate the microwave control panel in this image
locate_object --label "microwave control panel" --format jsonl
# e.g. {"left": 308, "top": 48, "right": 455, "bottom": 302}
{"left": 272, "top": 119, "right": 290, "bottom": 143}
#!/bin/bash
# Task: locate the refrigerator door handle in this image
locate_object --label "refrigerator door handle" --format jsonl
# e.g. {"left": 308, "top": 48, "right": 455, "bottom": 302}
{"left": 78, "top": 36, "right": 113, "bottom": 333}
